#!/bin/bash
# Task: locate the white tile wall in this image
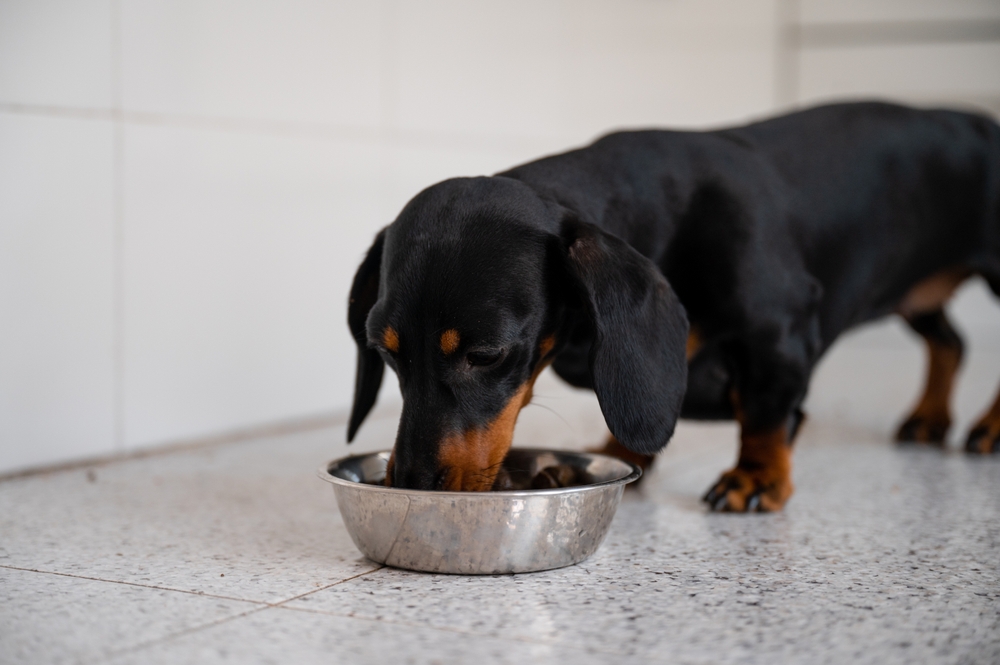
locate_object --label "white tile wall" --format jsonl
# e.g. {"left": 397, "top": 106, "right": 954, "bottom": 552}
{"left": 122, "top": 125, "right": 384, "bottom": 447}
{"left": 0, "top": 114, "right": 115, "bottom": 472}
{"left": 394, "top": 0, "right": 779, "bottom": 142}
{"left": 799, "top": 42, "right": 1000, "bottom": 107}
{"left": 951, "top": 280, "right": 1000, "bottom": 353}
{"left": 0, "top": 0, "right": 113, "bottom": 109}
{"left": 2, "top": 0, "right": 999, "bottom": 473}
{"left": 120, "top": 0, "right": 383, "bottom": 128}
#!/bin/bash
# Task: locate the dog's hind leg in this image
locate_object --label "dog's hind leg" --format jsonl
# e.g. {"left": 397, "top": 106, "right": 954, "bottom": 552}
{"left": 967, "top": 391, "right": 1000, "bottom": 454}
{"left": 966, "top": 273, "right": 1000, "bottom": 453}
{"left": 895, "top": 309, "right": 964, "bottom": 446}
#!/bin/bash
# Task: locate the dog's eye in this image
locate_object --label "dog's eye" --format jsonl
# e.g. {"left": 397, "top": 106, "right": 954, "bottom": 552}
{"left": 467, "top": 349, "right": 504, "bottom": 367}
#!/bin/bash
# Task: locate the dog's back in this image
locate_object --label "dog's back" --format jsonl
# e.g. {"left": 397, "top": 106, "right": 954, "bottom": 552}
{"left": 503, "top": 102, "right": 1000, "bottom": 346}
{"left": 737, "top": 102, "right": 1000, "bottom": 331}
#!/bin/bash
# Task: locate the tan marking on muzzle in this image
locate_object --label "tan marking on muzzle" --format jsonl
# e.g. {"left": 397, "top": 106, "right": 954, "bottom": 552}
{"left": 436, "top": 336, "right": 557, "bottom": 491}
{"left": 383, "top": 326, "right": 399, "bottom": 353}
{"left": 440, "top": 329, "right": 460, "bottom": 354}
{"left": 437, "top": 384, "right": 530, "bottom": 491}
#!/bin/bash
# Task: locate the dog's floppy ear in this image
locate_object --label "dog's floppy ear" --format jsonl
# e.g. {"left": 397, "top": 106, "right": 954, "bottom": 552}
{"left": 560, "top": 219, "right": 689, "bottom": 454}
{"left": 347, "top": 229, "right": 386, "bottom": 442}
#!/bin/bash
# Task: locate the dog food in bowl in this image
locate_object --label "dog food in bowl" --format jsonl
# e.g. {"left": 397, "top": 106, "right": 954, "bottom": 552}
{"left": 318, "top": 448, "right": 640, "bottom": 574}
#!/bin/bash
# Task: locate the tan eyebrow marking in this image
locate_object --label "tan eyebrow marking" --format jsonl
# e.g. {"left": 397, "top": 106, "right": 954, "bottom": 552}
{"left": 383, "top": 326, "right": 399, "bottom": 353}
{"left": 440, "top": 329, "right": 460, "bottom": 354}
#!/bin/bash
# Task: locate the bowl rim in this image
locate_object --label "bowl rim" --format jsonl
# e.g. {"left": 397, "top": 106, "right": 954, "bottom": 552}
{"left": 316, "top": 447, "right": 642, "bottom": 497}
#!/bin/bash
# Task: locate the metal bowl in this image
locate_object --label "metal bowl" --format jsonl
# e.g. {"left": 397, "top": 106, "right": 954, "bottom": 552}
{"left": 317, "top": 448, "right": 641, "bottom": 575}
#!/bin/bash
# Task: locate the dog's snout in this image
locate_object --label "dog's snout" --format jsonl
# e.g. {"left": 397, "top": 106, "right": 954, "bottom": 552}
{"left": 389, "top": 460, "right": 440, "bottom": 491}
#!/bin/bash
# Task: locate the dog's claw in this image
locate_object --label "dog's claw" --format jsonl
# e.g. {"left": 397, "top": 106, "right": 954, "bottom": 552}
{"left": 704, "top": 477, "right": 736, "bottom": 512}
{"left": 704, "top": 476, "right": 747, "bottom": 512}
{"left": 702, "top": 468, "right": 793, "bottom": 513}
{"left": 703, "top": 477, "right": 737, "bottom": 511}
{"left": 702, "top": 485, "right": 720, "bottom": 505}
{"left": 965, "top": 425, "right": 986, "bottom": 453}
{"left": 896, "top": 418, "right": 918, "bottom": 441}
{"left": 895, "top": 415, "right": 949, "bottom": 446}
{"left": 966, "top": 425, "right": 1000, "bottom": 454}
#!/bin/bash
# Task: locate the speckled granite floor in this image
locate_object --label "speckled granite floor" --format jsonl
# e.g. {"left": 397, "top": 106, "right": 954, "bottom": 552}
{"left": 3, "top": 321, "right": 1000, "bottom": 664}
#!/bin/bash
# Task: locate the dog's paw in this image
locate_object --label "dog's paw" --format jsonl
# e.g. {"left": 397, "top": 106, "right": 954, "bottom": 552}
{"left": 895, "top": 414, "right": 950, "bottom": 446}
{"left": 702, "top": 468, "right": 793, "bottom": 513}
{"left": 965, "top": 422, "right": 1000, "bottom": 454}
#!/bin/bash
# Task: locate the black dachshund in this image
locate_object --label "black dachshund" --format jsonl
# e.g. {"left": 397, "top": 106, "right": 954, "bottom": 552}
{"left": 346, "top": 101, "right": 1000, "bottom": 512}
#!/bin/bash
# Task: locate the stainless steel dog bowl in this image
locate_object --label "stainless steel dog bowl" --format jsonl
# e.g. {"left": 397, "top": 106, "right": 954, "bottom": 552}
{"left": 317, "top": 448, "right": 640, "bottom": 575}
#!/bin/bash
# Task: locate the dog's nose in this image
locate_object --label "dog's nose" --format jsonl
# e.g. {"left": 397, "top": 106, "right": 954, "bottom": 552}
{"left": 389, "top": 461, "right": 444, "bottom": 491}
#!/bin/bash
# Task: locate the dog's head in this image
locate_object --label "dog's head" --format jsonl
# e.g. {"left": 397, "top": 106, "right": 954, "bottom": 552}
{"left": 347, "top": 176, "right": 688, "bottom": 490}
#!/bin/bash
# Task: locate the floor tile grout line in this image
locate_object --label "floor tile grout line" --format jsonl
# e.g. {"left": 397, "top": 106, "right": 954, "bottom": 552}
{"left": 18, "top": 559, "right": 623, "bottom": 663}
{"left": 72, "top": 563, "right": 622, "bottom": 663}
{"left": 89, "top": 566, "right": 387, "bottom": 664}
{"left": 0, "top": 564, "right": 272, "bottom": 605}
{"left": 0, "top": 562, "right": 384, "bottom": 607}
{"left": 263, "top": 565, "right": 387, "bottom": 607}
{"left": 275, "top": 603, "right": 626, "bottom": 658}
{"left": 95, "top": 604, "right": 272, "bottom": 665}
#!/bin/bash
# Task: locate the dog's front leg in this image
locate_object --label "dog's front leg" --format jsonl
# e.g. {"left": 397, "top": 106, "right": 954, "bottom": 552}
{"left": 702, "top": 317, "right": 816, "bottom": 513}
{"left": 703, "top": 420, "right": 795, "bottom": 512}
{"left": 591, "top": 435, "right": 657, "bottom": 479}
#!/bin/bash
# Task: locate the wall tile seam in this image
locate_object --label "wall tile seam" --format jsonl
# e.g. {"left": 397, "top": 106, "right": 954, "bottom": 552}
{"left": 795, "top": 18, "right": 1000, "bottom": 49}
{"left": 0, "top": 417, "right": 354, "bottom": 484}
{"left": 0, "top": 103, "right": 587, "bottom": 154}
{"left": 0, "top": 402, "right": 408, "bottom": 484}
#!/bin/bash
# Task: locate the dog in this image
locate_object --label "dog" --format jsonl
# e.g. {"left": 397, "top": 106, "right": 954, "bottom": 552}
{"left": 345, "top": 101, "right": 1000, "bottom": 512}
